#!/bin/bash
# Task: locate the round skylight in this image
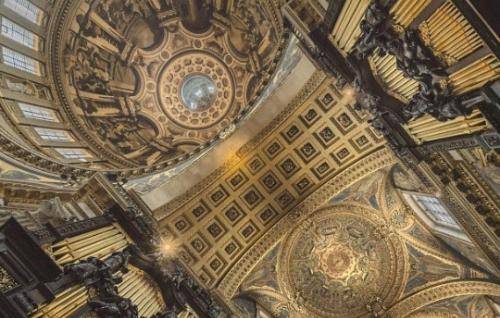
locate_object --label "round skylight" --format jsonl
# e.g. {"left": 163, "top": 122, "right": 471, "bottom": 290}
{"left": 180, "top": 75, "right": 217, "bottom": 111}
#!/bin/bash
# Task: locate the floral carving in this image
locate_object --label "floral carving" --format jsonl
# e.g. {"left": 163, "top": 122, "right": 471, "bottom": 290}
{"left": 0, "top": 265, "right": 19, "bottom": 293}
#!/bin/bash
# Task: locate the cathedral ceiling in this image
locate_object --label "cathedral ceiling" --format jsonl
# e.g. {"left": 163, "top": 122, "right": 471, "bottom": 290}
{"left": 46, "top": 0, "right": 286, "bottom": 172}
{"left": 153, "top": 74, "right": 397, "bottom": 299}
{"left": 229, "top": 165, "right": 498, "bottom": 318}
{"left": 277, "top": 204, "right": 405, "bottom": 318}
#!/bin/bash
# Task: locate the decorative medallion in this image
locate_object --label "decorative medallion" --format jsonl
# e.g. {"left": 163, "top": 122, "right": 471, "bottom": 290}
{"left": 158, "top": 52, "right": 234, "bottom": 129}
{"left": 278, "top": 205, "right": 405, "bottom": 318}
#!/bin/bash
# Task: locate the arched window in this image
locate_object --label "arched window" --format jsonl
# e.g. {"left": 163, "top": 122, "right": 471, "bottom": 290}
{"left": 403, "top": 192, "right": 468, "bottom": 241}
{"left": 413, "top": 195, "right": 459, "bottom": 228}
{"left": 1, "top": 17, "right": 39, "bottom": 49}
{"left": 55, "top": 148, "right": 92, "bottom": 162}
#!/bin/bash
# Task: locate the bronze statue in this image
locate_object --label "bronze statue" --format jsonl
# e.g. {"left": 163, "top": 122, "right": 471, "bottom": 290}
{"left": 64, "top": 248, "right": 139, "bottom": 318}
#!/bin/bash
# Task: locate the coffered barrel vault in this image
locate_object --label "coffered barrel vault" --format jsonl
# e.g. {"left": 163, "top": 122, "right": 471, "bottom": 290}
{"left": 155, "top": 75, "right": 387, "bottom": 289}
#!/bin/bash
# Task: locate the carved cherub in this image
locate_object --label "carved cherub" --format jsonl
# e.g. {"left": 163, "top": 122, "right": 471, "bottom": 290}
{"left": 36, "top": 197, "right": 73, "bottom": 226}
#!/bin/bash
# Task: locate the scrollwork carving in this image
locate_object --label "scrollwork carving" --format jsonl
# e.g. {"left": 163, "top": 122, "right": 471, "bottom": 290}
{"left": 0, "top": 265, "right": 19, "bottom": 293}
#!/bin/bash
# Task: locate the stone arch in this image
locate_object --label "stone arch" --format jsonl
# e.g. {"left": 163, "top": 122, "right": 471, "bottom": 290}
{"left": 387, "top": 281, "right": 500, "bottom": 318}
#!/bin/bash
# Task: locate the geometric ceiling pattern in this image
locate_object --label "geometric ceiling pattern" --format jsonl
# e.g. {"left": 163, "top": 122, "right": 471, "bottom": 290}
{"left": 155, "top": 74, "right": 388, "bottom": 293}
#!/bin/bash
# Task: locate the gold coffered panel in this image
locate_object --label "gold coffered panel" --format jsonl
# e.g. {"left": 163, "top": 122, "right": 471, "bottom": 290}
{"left": 156, "top": 74, "right": 386, "bottom": 288}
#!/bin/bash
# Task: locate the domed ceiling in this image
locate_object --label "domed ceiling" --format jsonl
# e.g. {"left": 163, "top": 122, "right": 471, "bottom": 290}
{"left": 278, "top": 205, "right": 404, "bottom": 318}
{"left": 50, "top": 0, "right": 286, "bottom": 171}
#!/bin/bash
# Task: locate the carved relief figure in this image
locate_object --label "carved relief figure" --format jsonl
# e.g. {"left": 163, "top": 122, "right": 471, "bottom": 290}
{"left": 228, "top": 0, "right": 277, "bottom": 58}
{"left": 66, "top": 42, "right": 112, "bottom": 95}
{"left": 353, "top": 0, "right": 470, "bottom": 122}
{"left": 36, "top": 197, "right": 74, "bottom": 226}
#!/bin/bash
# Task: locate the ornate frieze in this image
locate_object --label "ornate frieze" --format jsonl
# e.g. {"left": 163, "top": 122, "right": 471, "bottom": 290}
{"left": 0, "top": 265, "right": 19, "bottom": 293}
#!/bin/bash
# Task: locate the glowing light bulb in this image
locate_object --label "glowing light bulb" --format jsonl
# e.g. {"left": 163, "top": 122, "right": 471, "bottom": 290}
{"left": 344, "top": 87, "right": 355, "bottom": 99}
{"left": 159, "top": 238, "right": 179, "bottom": 258}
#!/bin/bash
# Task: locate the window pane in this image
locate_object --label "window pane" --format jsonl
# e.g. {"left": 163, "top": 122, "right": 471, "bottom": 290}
{"left": 55, "top": 148, "right": 92, "bottom": 162}
{"left": 2, "top": 46, "right": 40, "bottom": 75}
{"left": 413, "top": 195, "right": 458, "bottom": 227}
{"left": 34, "top": 128, "right": 73, "bottom": 142}
{"left": 3, "top": 0, "right": 43, "bottom": 25}
{"left": 19, "top": 103, "right": 58, "bottom": 121}
{"left": 1, "top": 18, "right": 38, "bottom": 49}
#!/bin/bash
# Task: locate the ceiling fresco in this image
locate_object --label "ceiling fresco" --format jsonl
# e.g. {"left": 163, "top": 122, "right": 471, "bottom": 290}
{"left": 50, "top": 0, "right": 286, "bottom": 170}
{"left": 278, "top": 205, "right": 405, "bottom": 318}
{"left": 125, "top": 35, "right": 305, "bottom": 194}
{"left": 227, "top": 164, "right": 497, "bottom": 318}
{"left": 0, "top": 0, "right": 498, "bottom": 317}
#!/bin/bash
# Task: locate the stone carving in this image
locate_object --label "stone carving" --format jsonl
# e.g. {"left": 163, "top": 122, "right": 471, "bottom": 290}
{"left": 353, "top": 0, "right": 470, "bottom": 122}
{"left": 229, "top": 0, "right": 277, "bottom": 58}
{"left": 0, "top": 73, "right": 51, "bottom": 100}
{"left": 397, "top": 31, "right": 465, "bottom": 121}
{"left": 65, "top": 42, "right": 111, "bottom": 95}
{"left": 95, "top": 0, "right": 147, "bottom": 33}
{"left": 355, "top": 0, "right": 395, "bottom": 60}
{"left": 64, "top": 247, "right": 139, "bottom": 318}
{"left": 163, "top": 266, "right": 224, "bottom": 318}
{"left": 0, "top": 265, "right": 19, "bottom": 293}
{"left": 36, "top": 197, "right": 74, "bottom": 226}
